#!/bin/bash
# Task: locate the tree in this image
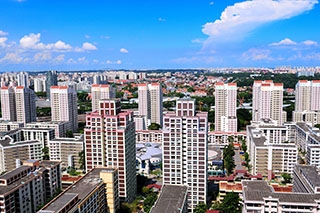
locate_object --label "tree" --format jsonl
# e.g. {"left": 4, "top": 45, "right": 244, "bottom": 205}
{"left": 78, "top": 150, "right": 85, "bottom": 170}
{"left": 142, "top": 186, "right": 151, "bottom": 195}
{"left": 281, "top": 173, "right": 292, "bottom": 184}
{"left": 194, "top": 203, "right": 207, "bottom": 213}
{"left": 66, "top": 130, "right": 74, "bottom": 138}
{"left": 218, "top": 192, "right": 242, "bottom": 212}
{"left": 241, "top": 140, "right": 247, "bottom": 152}
{"left": 143, "top": 193, "right": 157, "bottom": 213}
{"left": 223, "top": 144, "right": 235, "bottom": 175}
{"left": 315, "top": 124, "right": 320, "bottom": 129}
{"left": 148, "top": 123, "right": 161, "bottom": 130}
{"left": 42, "top": 147, "right": 49, "bottom": 160}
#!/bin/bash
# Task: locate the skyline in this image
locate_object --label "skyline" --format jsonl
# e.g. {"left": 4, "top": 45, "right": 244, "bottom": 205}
{"left": 0, "top": 0, "right": 320, "bottom": 71}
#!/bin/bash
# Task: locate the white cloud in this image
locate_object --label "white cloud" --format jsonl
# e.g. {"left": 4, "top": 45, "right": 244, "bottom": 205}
{"left": 67, "top": 58, "right": 76, "bottom": 64}
{"left": 82, "top": 42, "right": 97, "bottom": 50}
{"left": 209, "top": 2, "right": 214, "bottom": 5}
{"left": 0, "top": 30, "right": 8, "bottom": 36}
{"left": 34, "top": 52, "right": 52, "bottom": 61}
{"left": 202, "top": 0, "right": 318, "bottom": 46}
{"left": 158, "top": 18, "right": 166, "bottom": 22}
{"left": 0, "top": 37, "right": 8, "bottom": 47}
{"left": 101, "top": 36, "right": 111, "bottom": 39}
{"left": 53, "top": 54, "right": 65, "bottom": 62}
{"left": 120, "top": 48, "right": 128, "bottom": 53}
{"left": 54, "top": 40, "right": 72, "bottom": 50}
{"left": 303, "top": 40, "right": 318, "bottom": 46}
{"left": 270, "top": 38, "right": 297, "bottom": 46}
{"left": 78, "top": 57, "right": 86, "bottom": 61}
{"left": 191, "top": 38, "right": 205, "bottom": 44}
{"left": 0, "top": 53, "right": 23, "bottom": 63}
{"left": 85, "top": 35, "right": 91, "bottom": 39}
{"left": 106, "top": 60, "right": 122, "bottom": 64}
{"left": 93, "top": 59, "right": 99, "bottom": 63}
{"left": 172, "top": 56, "right": 216, "bottom": 64}
{"left": 242, "top": 48, "right": 273, "bottom": 61}
{"left": 19, "top": 33, "right": 72, "bottom": 50}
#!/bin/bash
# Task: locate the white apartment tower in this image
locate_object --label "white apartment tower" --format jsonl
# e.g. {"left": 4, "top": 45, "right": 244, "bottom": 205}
{"left": 293, "top": 80, "right": 320, "bottom": 125}
{"left": 0, "top": 86, "right": 36, "bottom": 124}
{"left": 138, "top": 83, "right": 163, "bottom": 127}
{"left": 17, "top": 72, "right": 29, "bottom": 87}
{"left": 162, "top": 98, "right": 208, "bottom": 211}
{"left": 91, "top": 84, "right": 115, "bottom": 112}
{"left": 215, "top": 82, "right": 237, "bottom": 132}
{"left": 51, "top": 86, "right": 78, "bottom": 132}
{"left": 252, "top": 80, "right": 285, "bottom": 125}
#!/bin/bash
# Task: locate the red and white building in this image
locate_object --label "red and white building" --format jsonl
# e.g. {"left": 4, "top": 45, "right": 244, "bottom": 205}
{"left": 162, "top": 98, "right": 208, "bottom": 211}
{"left": 84, "top": 99, "right": 136, "bottom": 203}
{"left": 91, "top": 84, "right": 115, "bottom": 112}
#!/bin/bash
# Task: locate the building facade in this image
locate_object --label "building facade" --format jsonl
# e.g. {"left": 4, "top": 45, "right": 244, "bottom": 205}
{"left": 91, "top": 84, "right": 116, "bottom": 112}
{"left": 84, "top": 99, "right": 136, "bottom": 202}
{"left": 252, "top": 81, "right": 285, "bottom": 125}
{"left": 162, "top": 98, "right": 208, "bottom": 211}
{"left": 51, "top": 86, "right": 78, "bottom": 132}
{"left": 215, "top": 82, "right": 237, "bottom": 132}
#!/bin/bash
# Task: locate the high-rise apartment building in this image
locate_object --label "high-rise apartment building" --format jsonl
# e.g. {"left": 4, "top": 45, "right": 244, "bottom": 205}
{"left": 0, "top": 86, "right": 36, "bottom": 124}
{"left": 34, "top": 78, "right": 46, "bottom": 93}
{"left": 16, "top": 72, "right": 29, "bottom": 87}
{"left": 293, "top": 80, "right": 320, "bottom": 125}
{"left": 84, "top": 99, "right": 136, "bottom": 202}
{"left": 91, "top": 84, "right": 116, "bottom": 112}
{"left": 46, "top": 70, "right": 58, "bottom": 99}
{"left": 252, "top": 80, "right": 285, "bottom": 125}
{"left": 162, "top": 98, "right": 208, "bottom": 211}
{"left": 215, "top": 82, "right": 237, "bottom": 132}
{"left": 51, "top": 86, "right": 78, "bottom": 132}
{"left": 138, "top": 83, "right": 163, "bottom": 127}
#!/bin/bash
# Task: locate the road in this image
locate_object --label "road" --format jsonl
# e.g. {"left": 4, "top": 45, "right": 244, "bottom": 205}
{"left": 234, "top": 149, "right": 246, "bottom": 171}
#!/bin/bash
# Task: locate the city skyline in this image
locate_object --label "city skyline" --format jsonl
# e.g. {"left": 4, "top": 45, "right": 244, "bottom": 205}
{"left": 0, "top": 0, "right": 320, "bottom": 71}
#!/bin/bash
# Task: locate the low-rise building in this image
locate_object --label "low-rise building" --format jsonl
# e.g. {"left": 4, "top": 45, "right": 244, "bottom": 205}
{"left": 39, "top": 167, "right": 119, "bottom": 213}
{"left": 0, "top": 160, "right": 61, "bottom": 213}
{"left": 0, "top": 121, "right": 24, "bottom": 132}
{"left": 48, "top": 135, "right": 84, "bottom": 169}
{"left": 293, "top": 165, "right": 320, "bottom": 194}
{"left": 247, "top": 120, "right": 298, "bottom": 180}
{"left": 151, "top": 184, "right": 188, "bottom": 213}
{"left": 0, "top": 136, "right": 42, "bottom": 173}
{"left": 208, "top": 131, "right": 246, "bottom": 146}
{"left": 26, "top": 121, "right": 72, "bottom": 138}
{"left": 136, "top": 143, "right": 162, "bottom": 175}
{"left": 136, "top": 130, "right": 163, "bottom": 143}
{"left": 242, "top": 180, "right": 320, "bottom": 213}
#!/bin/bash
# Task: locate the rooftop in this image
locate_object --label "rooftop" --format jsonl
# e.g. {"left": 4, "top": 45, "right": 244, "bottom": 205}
{"left": 242, "top": 180, "right": 320, "bottom": 204}
{"left": 151, "top": 184, "right": 188, "bottom": 213}
{"left": 295, "top": 165, "right": 320, "bottom": 188}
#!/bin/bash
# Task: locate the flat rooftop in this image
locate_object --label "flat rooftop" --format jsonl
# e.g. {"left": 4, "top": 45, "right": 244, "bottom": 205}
{"left": 295, "top": 165, "right": 320, "bottom": 187}
{"left": 40, "top": 193, "right": 78, "bottom": 212}
{"left": 151, "top": 184, "right": 188, "bottom": 213}
{"left": 242, "top": 180, "right": 320, "bottom": 204}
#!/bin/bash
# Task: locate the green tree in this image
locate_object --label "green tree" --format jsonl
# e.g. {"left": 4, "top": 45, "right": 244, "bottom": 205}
{"left": 194, "top": 203, "right": 207, "bottom": 213}
{"left": 315, "top": 124, "right": 320, "bottom": 129}
{"left": 42, "top": 147, "right": 49, "bottom": 160}
{"left": 143, "top": 193, "right": 158, "bottom": 213}
{"left": 281, "top": 173, "right": 292, "bottom": 184}
{"left": 142, "top": 186, "right": 151, "bottom": 195}
{"left": 66, "top": 130, "right": 74, "bottom": 138}
{"left": 241, "top": 140, "right": 247, "bottom": 152}
{"left": 218, "top": 192, "right": 242, "bottom": 212}
{"left": 148, "top": 123, "right": 161, "bottom": 130}
{"left": 223, "top": 144, "right": 235, "bottom": 175}
{"left": 78, "top": 150, "right": 85, "bottom": 170}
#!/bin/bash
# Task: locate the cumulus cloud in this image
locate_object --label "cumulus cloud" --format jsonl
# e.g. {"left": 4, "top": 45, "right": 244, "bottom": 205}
{"left": 53, "top": 54, "right": 65, "bottom": 62}
{"left": 303, "top": 40, "right": 318, "bottom": 46}
{"left": 85, "top": 35, "right": 91, "bottom": 39}
{"left": 0, "top": 37, "right": 8, "bottom": 47}
{"left": 209, "top": 2, "right": 214, "bottom": 5}
{"left": 191, "top": 38, "right": 205, "bottom": 44}
{"left": 202, "top": 0, "right": 318, "bottom": 46}
{"left": 0, "top": 53, "right": 23, "bottom": 63}
{"left": 82, "top": 42, "right": 97, "bottom": 50}
{"left": 120, "top": 48, "right": 128, "bottom": 53}
{"left": 19, "top": 33, "right": 72, "bottom": 50}
{"left": 158, "top": 18, "right": 166, "bottom": 22}
{"left": 270, "top": 38, "right": 297, "bottom": 46}
{"left": 0, "top": 30, "right": 8, "bottom": 36}
{"left": 78, "top": 57, "right": 86, "bottom": 61}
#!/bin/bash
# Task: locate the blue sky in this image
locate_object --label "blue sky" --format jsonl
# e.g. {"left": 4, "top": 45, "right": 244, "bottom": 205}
{"left": 0, "top": 0, "right": 320, "bottom": 71}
